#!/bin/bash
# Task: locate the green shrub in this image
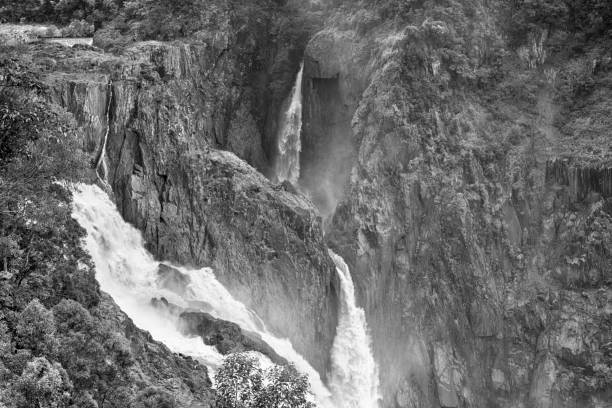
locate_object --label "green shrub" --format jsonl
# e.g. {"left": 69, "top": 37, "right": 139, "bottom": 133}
{"left": 133, "top": 387, "right": 176, "bottom": 408}
{"left": 14, "top": 300, "right": 57, "bottom": 356}
{"left": 13, "top": 357, "right": 72, "bottom": 408}
{"left": 215, "top": 353, "right": 314, "bottom": 408}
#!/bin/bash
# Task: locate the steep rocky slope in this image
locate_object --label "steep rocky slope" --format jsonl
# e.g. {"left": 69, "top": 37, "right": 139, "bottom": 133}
{"left": 299, "top": 2, "right": 612, "bottom": 407}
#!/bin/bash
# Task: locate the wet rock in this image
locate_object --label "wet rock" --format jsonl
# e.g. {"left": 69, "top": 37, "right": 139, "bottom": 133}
{"left": 546, "top": 159, "right": 612, "bottom": 202}
{"left": 157, "top": 263, "right": 191, "bottom": 294}
{"left": 150, "top": 297, "right": 184, "bottom": 316}
{"left": 179, "top": 311, "right": 288, "bottom": 366}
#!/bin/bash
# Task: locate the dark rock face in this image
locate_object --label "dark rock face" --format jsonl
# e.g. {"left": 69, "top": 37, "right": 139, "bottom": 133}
{"left": 303, "top": 8, "right": 612, "bottom": 408}
{"left": 546, "top": 158, "right": 612, "bottom": 201}
{"left": 299, "top": 31, "right": 364, "bottom": 219}
{"left": 117, "top": 148, "right": 339, "bottom": 374}
{"left": 179, "top": 311, "right": 288, "bottom": 366}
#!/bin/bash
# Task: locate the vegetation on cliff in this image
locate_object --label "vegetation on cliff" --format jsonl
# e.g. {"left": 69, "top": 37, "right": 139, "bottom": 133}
{"left": 0, "top": 51, "right": 213, "bottom": 408}
{"left": 0, "top": 0, "right": 123, "bottom": 30}
{"left": 299, "top": 0, "right": 612, "bottom": 406}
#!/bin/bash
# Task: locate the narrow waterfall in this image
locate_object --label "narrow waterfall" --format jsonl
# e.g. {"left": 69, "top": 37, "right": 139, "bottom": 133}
{"left": 95, "top": 80, "right": 113, "bottom": 187}
{"left": 275, "top": 63, "right": 304, "bottom": 184}
{"left": 328, "top": 250, "right": 381, "bottom": 408}
{"left": 70, "top": 183, "right": 334, "bottom": 407}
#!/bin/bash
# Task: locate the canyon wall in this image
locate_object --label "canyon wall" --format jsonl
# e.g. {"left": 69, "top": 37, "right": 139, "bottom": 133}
{"left": 301, "top": 6, "right": 612, "bottom": 408}
{"left": 39, "top": 8, "right": 339, "bottom": 376}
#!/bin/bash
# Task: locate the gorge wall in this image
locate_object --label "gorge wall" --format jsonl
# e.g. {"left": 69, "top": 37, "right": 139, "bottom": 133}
{"left": 39, "top": 2, "right": 340, "bottom": 378}
{"left": 300, "top": 4, "right": 612, "bottom": 408}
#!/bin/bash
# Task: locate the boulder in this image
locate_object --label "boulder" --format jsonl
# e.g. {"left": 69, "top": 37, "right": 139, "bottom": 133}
{"left": 157, "top": 263, "right": 191, "bottom": 294}
{"left": 179, "top": 311, "right": 288, "bottom": 366}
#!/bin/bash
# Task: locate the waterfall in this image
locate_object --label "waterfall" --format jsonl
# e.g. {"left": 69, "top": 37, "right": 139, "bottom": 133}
{"left": 69, "top": 183, "right": 334, "bottom": 407}
{"left": 275, "top": 63, "right": 304, "bottom": 184}
{"left": 95, "top": 80, "right": 113, "bottom": 188}
{"left": 328, "top": 250, "right": 381, "bottom": 408}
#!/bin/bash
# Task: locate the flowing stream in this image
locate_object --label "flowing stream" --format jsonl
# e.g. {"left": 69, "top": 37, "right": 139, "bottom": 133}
{"left": 275, "top": 63, "right": 304, "bottom": 184}
{"left": 70, "top": 183, "right": 380, "bottom": 408}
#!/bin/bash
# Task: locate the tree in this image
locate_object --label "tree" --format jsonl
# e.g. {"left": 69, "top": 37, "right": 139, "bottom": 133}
{"left": 215, "top": 353, "right": 314, "bottom": 408}
{"left": 0, "top": 236, "right": 20, "bottom": 273}
{"left": 14, "top": 299, "right": 57, "bottom": 356}
{"left": 215, "top": 353, "right": 263, "bottom": 408}
{"left": 255, "top": 365, "right": 314, "bottom": 408}
{"left": 13, "top": 357, "right": 72, "bottom": 408}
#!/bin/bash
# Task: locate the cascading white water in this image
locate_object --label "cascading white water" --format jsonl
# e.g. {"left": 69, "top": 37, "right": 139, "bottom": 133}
{"left": 70, "top": 184, "right": 380, "bottom": 407}
{"left": 275, "top": 63, "right": 304, "bottom": 184}
{"left": 70, "top": 183, "right": 334, "bottom": 407}
{"left": 71, "top": 182, "right": 223, "bottom": 368}
{"left": 328, "top": 250, "right": 381, "bottom": 408}
{"left": 95, "top": 80, "right": 112, "bottom": 188}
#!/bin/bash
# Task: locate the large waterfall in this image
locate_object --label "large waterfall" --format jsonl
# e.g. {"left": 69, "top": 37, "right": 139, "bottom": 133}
{"left": 70, "top": 183, "right": 380, "bottom": 408}
{"left": 328, "top": 251, "right": 381, "bottom": 408}
{"left": 275, "top": 63, "right": 304, "bottom": 184}
{"left": 70, "top": 183, "right": 333, "bottom": 406}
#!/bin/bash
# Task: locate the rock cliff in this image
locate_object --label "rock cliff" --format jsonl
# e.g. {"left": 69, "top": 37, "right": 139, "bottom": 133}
{"left": 300, "top": 3, "right": 612, "bottom": 408}
{"left": 34, "top": 11, "right": 338, "bottom": 377}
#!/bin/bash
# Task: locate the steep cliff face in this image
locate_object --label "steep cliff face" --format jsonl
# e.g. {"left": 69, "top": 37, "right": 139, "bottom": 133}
{"left": 301, "top": 3, "right": 612, "bottom": 408}
{"left": 36, "top": 10, "right": 339, "bottom": 375}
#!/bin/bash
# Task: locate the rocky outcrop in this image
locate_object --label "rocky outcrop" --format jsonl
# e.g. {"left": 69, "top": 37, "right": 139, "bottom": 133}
{"left": 119, "top": 147, "right": 338, "bottom": 374}
{"left": 46, "top": 73, "right": 111, "bottom": 155}
{"left": 179, "top": 311, "right": 288, "bottom": 366}
{"left": 149, "top": 296, "right": 288, "bottom": 366}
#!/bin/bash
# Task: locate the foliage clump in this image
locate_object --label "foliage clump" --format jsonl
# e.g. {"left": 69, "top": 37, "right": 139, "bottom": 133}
{"left": 215, "top": 353, "right": 315, "bottom": 408}
{"left": 0, "top": 0, "right": 123, "bottom": 30}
